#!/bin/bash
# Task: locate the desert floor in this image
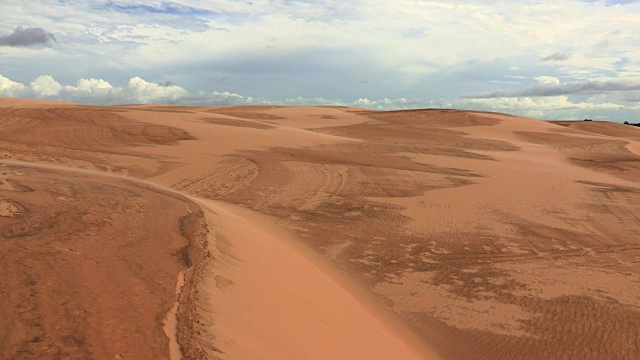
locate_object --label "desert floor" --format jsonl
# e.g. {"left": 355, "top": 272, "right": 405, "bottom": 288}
{"left": 1, "top": 99, "right": 639, "bottom": 360}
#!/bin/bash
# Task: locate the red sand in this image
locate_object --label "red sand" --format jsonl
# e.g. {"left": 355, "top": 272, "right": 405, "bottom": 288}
{"left": 1, "top": 100, "right": 640, "bottom": 360}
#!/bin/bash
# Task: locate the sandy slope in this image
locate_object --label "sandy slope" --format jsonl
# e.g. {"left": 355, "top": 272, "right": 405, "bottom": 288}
{"left": 552, "top": 120, "right": 640, "bottom": 142}
{"left": 195, "top": 200, "right": 433, "bottom": 360}
{"left": 1, "top": 99, "right": 640, "bottom": 360}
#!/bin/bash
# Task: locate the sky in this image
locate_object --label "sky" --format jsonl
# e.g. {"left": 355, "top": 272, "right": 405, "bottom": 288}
{"left": 1, "top": 0, "right": 640, "bottom": 121}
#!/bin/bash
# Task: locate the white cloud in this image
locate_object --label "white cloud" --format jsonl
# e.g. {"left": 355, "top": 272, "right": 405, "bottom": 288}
{"left": 30, "top": 75, "right": 62, "bottom": 97}
{"left": 126, "top": 77, "right": 188, "bottom": 103}
{"left": 460, "top": 95, "right": 625, "bottom": 111}
{"left": 352, "top": 94, "right": 630, "bottom": 115}
{"left": 350, "top": 94, "right": 638, "bottom": 121}
{"left": 353, "top": 97, "right": 427, "bottom": 109}
{"left": 0, "top": 74, "right": 25, "bottom": 96}
{"left": 449, "top": 95, "right": 640, "bottom": 120}
{"left": 0, "top": 73, "right": 253, "bottom": 105}
{"left": 283, "top": 97, "right": 342, "bottom": 106}
{"left": 74, "top": 78, "right": 113, "bottom": 95}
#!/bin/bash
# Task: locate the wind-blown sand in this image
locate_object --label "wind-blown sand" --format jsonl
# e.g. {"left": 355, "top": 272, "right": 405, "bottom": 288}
{"left": 196, "top": 200, "right": 431, "bottom": 360}
{"left": 1, "top": 99, "right": 639, "bottom": 360}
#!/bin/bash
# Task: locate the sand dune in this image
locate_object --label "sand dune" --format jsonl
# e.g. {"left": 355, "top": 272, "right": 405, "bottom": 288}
{"left": 196, "top": 200, "right": 433, "bottom": 360}
{"left": 552, "top": 120, "right": 640, "bottom": 142}
{"left": 1, "top": 99, "right": 639, "bottom": 360}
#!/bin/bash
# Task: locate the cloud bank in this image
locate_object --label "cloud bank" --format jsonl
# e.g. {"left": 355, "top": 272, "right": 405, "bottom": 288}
{"left": 2, "top": 74, "right": 637, "bottom": 121}
{"left": 0, "top": 74, "right": 251, "bottom": 105}
{"left": 471, "top": 77, "right": 640, "bottom": 98}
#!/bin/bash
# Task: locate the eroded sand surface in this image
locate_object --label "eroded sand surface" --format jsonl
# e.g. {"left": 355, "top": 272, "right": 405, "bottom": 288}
{"left": 1, "top": 99, "right": 639, "bottom": 360}
{"left": 0, "top": 162, "right": 199, "bottom": 360}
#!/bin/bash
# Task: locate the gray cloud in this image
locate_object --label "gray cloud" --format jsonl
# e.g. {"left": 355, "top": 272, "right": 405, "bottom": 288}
{"left": 0, "top": 26, "right": 56, "bottom": 47}
{"left": 540, "top": 52, "right": 570, "bottom": 62}
{"left": 469, "top": 78, "right": 640, "bottom": 98}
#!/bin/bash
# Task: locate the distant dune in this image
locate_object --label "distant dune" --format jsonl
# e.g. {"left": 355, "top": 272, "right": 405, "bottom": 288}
{"left": 1, "top": 98, "right": 639, "bottom": 360}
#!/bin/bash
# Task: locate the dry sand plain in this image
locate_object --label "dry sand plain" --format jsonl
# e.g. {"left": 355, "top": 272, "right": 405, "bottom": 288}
{"left": 0, "top": 99, "right": 639, "bottom": 360}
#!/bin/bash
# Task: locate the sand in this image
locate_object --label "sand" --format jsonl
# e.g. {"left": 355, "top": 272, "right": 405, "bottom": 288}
{"left": 0, "top": 162, "right": 197, "bottom": 359}
{"left": 196, "top": 200, "right": 432, "bottom": 360}
{"left": 1, "top": 99, "right": 639, "bottom": 360}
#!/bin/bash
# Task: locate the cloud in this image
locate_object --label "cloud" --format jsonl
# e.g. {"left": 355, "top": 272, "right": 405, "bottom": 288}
{"left": 283, "top": 96, "right": 342, "bottom": 106}
{"left": 446, "top": 95, "right": 639, "bottom": 121}
{"left": 353, "top": 95, "right": 626, "bottom": 113}
{"left": 0, "top": 74, "right": 637, "bottom": 122}
{"left": 0, "top": 73, "right": 255, "bottom": 106}
{"left": 348, "top": 94, "right": 637, "bottom": 121}
{"left": 31, "top": 76, "right": 62, "bottom": 97}
{"left": 127, "top": 77, "right": 188, "bottom": 103}
{"left": 2, "top": 0, "right": 640, "bottom": 110}
{"left": 0, "top": 26, "right": 56, "bottom": 47}
{"left": 0, "top": 75, "right": 26, "bottom": 96}
{"left": 353, "top": 97, "right": 427, "bottom": 110}
{"left": 470, "top": 77, "right": 640, "bottom": 98}
{"left": 541, "top": 52, "right": 570, "bottom": 62}
{"left": 73, "top": 78, "right": 114, "bottom": 96}
{"left": 459, "top": 95, "right": 625, "bottom": 112}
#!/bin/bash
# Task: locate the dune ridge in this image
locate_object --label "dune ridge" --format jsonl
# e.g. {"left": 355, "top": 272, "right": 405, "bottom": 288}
{"left": 0, "top": 161, "right": 432, "bottom": 360}
{"left": 1, "top": 99, "right": 639, "bottom": 360}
